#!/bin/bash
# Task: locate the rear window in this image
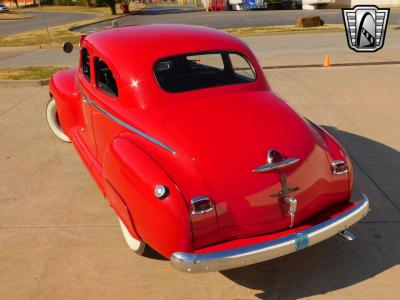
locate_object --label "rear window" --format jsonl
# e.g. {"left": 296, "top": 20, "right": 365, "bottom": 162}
{"left": 154, "top": 52, "right": 256, "bottom": 93}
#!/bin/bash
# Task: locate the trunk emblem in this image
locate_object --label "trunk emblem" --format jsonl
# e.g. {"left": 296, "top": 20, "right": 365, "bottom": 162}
{"left": 270, "top": 173, "right": 300, "bottom": 198}
{"left": 252, "top": 149, "right": 300, "bottom": 173}
{"left": 254, "top": 149, "right": 300, "bottom": 228}
{"left": 270, "top": 173, "right": 299, "bottom": 228}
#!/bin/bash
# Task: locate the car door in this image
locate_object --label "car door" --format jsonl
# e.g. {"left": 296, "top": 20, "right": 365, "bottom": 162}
{"left": 89, "top": 55, "right": 124, "bottom": 169}
{"left": 76, "top": 46, "right": 97, "bottom": 164}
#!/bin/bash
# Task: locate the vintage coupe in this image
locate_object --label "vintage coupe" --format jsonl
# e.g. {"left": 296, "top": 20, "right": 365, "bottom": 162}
{"left": 47, "top": 25, "right": 369, "bottom": 272}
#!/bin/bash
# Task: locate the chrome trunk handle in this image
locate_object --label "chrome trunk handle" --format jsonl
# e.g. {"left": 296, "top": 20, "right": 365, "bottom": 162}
{"left": 252, "top": 158, "right": 300, "bottom": 173}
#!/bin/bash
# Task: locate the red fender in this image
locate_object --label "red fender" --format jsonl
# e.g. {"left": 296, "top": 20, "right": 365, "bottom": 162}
{"left": 103, "top": 137, "right": 193, "bottom": 257}
{"left": 49, "top": 69, "right": 83, "bottom": 137}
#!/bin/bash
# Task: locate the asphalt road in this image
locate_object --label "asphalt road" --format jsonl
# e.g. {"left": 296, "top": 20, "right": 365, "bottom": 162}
{"left": 0, "top": 11, "right": 93, "bottom": 36}
{"left": 78, "top": 6, "right": 400, "bottom": 33}
{"left": 0, "top": 60, "right": 399, "bottom": 299}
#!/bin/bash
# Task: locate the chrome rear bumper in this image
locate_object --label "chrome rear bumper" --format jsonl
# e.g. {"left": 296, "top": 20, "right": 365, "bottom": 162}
{"left": 170, "top": 195, "right": 369, "bottom": 273}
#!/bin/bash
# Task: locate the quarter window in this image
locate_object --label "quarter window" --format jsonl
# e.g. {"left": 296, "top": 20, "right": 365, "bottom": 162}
{"left": 81, "top": 48, "right": 91, "bottom": 81}
{"left": 229, "top": 53, "right": 256, "bottom": 81}
{"left": 95, "top": 57, "right": 118, "bottom": 97}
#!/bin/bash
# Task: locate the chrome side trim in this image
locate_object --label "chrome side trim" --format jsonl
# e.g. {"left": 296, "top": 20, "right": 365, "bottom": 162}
{"left": 77, "top": 85, "right": 176, "bottom": 154}
{"left": 170, "top": 194, "right": 369, "bottom": 273}
{"left": 252, "top": 157, "right": 300, "bottom": 173}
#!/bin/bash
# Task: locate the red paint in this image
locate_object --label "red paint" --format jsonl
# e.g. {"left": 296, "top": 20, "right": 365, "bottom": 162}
{"left": 49, "top": 25, "right": 353, "bottom": 258}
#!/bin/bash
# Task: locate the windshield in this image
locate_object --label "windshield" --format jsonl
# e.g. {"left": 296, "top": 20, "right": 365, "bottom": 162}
{"left": 154, "top": 51, "right": 257, "bottom": 93}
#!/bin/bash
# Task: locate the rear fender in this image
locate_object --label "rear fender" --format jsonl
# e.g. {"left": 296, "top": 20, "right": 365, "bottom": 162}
{"left": 103, "top": 137, "right": 193, "bottom": 257}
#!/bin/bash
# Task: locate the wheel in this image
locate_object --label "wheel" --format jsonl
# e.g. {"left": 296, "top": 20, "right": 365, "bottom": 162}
{"left": 46, "top": 98, "right": 71, "bottom": 143}
{"left": 118, "top": 218, "right": 146, "bottom": 255}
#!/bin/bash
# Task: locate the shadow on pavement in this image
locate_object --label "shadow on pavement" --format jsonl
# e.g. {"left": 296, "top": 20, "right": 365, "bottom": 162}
{"left": 220, "top": 126, "right": 400, "bottom": 299}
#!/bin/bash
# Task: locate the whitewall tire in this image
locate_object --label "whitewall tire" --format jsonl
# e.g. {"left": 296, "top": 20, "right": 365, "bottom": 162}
{"left": 46, "top": 98, "right": 71, "bottom": 143}
{"left": 119, "top": 218, "right": 146, "bottom": 255}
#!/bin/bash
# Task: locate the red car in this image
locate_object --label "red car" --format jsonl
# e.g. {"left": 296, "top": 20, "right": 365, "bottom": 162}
{"left": 47, "top": 24, "right": 369, "bottom": 272}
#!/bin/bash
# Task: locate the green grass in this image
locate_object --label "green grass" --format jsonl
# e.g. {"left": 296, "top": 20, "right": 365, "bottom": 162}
{"left": 0, "top": 12, "right": 32, "bottom": 20}
{"left": 18, "top": 4, "right": 144, "bottom": 18}
{"left": 0, "top": 66, "right": 67, "bottom": 80}
{"left": 224, "top": 24, "right": 345, "bottom": 36}
{"left": 0, "top": 22, "right": 81, "bottom": 47}
{"left": 0, "top": 4, "right": 144, "bottom": 47}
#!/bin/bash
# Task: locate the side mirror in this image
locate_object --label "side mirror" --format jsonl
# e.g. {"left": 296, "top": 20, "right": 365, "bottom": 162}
{"left": 63, "top": 42, "right": 74, "bottom": 54}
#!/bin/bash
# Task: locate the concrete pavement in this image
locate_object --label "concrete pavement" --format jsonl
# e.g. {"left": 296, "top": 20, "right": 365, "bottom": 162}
{"left": 0, "top": 58, "right": 399, "bottom": 299}
{"left": 0, "top": 11, "right": 94, "bottom": 36}
{"left": 1, "top": 30, "right": 400, "bottom": 69}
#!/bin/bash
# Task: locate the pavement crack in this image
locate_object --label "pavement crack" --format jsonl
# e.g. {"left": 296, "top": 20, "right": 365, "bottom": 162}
{"left": 0, "top": 88, "right": 42, "bottom": 117}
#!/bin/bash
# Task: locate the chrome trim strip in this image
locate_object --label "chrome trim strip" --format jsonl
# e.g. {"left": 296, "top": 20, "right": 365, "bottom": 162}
{"left": 252, "top": 157, "right": 300, "bottom": 173}
{"left": 77, "top": 85, "right": 176, "bottom": 154}
{"left": 170, "top": 194, "right": 369, "bottom": 273}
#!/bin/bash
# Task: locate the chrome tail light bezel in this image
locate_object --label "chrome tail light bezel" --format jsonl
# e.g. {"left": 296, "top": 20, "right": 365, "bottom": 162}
{"left": 332, "top": 160, "right": 349, "bottom": 175}
{"left": 191, "top": 196, "right": 213, "bottom": 215}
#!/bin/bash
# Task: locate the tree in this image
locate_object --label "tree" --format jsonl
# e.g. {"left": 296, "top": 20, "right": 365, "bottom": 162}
{"left": 105, "top": 0, "right": 117, "bottom": 15}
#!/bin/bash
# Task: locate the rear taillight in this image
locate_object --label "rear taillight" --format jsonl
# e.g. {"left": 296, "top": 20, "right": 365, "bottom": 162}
{"left": 332, "top": 160, "right": 349, "bottom": 175}
{"left": 191, "top": 196, "right": 213, "bottom": 215}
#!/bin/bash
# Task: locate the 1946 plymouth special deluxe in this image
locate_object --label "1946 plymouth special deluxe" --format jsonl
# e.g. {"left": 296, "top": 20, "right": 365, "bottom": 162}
{"left": 46, "top": 24, "right": 369, "bottom": 272}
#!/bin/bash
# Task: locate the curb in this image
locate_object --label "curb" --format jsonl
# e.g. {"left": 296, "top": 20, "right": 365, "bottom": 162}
{"left": 0, "top": 79, "right": 49, "bottom": 87}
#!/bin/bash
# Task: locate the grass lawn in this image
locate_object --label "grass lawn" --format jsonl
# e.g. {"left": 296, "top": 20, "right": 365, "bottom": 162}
{"left": 0, "top": 22, "right": 81, "bottom": 47}
{"left": 0, "top": 66, "right": 67, "bottom": 80}
{"left": 0, "top": 12, "right": 33, "bottom": 20}
{"left": 224, "top": 24, "right": 345, "bottom": 36}
{"left": 0, "top": 4, "right": 144, "bottom": 47}
{"left": 18, "top": 4, "right": 145, "bottom": 18}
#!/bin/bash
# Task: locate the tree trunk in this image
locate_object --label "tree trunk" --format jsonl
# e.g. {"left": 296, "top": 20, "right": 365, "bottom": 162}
{"left": 109, "top": 2, "right": 117, "bottom": 15}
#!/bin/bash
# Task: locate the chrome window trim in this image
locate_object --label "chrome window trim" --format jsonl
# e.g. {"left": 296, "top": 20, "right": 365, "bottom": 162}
{"left": 77, "top": 85, "right": 176, "bottom": 155}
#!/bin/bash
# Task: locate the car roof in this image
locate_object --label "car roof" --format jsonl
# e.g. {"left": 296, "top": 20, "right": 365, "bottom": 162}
{"left": 84, "top": 24, "right": 253, "bottom": 77}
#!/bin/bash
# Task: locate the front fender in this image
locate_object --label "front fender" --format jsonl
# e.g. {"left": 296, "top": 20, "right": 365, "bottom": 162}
{"left": 103, "top": 136, "right": 193, "bottom": 257}
{"left": 49, "top": 68, "right": 82, "bottom": 137}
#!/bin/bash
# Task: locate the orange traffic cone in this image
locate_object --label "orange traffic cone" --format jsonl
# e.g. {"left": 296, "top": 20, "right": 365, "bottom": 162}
{"left": 323, "top": 53, "right": 331, "bottom": 67}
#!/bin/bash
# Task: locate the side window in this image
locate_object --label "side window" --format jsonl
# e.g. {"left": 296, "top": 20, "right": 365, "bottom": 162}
{"left": 94, "top": 57, "right": 118, "bottom": 98}
{"left": 81, "top": 48, "right": 91, "bottom": 81}
{"left": 229, "top": 53, "right": 256, "bottom": 81}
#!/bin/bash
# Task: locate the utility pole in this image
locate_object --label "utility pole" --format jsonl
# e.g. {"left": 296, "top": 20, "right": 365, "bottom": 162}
{"left": 38, "top": 0, "right": 51, "bottom": 42}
